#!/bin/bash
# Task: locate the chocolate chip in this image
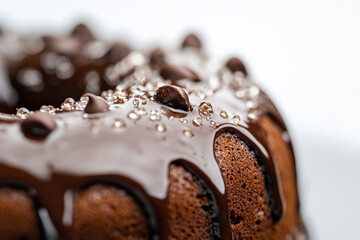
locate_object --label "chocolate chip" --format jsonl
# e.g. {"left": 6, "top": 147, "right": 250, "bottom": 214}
{"left": 149, "top": 48, "right": 165, "bottom": 67}
{"left": 42, "top": 36, "right": 81, "bottom": 56}
{"left": 154, "top": 85, "right": 193, "bottom": 112}
{"left": 71, "top": 23, "right": 95, "bottom": 43}
{"left": 106, "top": 42, "right": 131, "bottom": 63}
{"left": 84, "top": 93, "right": 110, "bottom": 114}
{"left": 226, "top": 57, "right": 248, "bottom": 76}
{"left": 21, "top": 111, "right": 57, "bottom": 140}
{"left": 182, "top": 34, "right": 202, "bottom": 49}
{"left": 160, "top": 64, "right": 201, "bottom": 82}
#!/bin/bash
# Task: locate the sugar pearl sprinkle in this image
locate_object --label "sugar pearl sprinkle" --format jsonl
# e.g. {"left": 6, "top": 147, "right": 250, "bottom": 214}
{"left": 128, "top": 110, "right": 141, "bottom": 121}
{"left": 61, "top": 98, "right": 75, "bottom": 111}
{"left": 156, "top": 123, "right": 166, "bottom": 133}
{"left": 220, "top": 110, "right": 228, "bottom": 119}
{"left": 16, "top": 108, "right": 30, "bottom": 119}
{"left": 180, "top": 118, "right": 188, "bottom": 124}
{"left": 198, "top": 102, "right": 213, "bottom": 117}
{"left": 149, "top": 109, "right": 161, "bottom": 121}
{"left": 112, "top": 119, "right": 126, "bottom": 129}
{"left": 183, "top": 129, "right": 194, "bottom": 138}
{"left": 232, "top": 115, "right": 241, "bottom": 126}
{"left": 40, "top": 105, "right": 56, "bottom": 115}
{"left": 192, "top": 117, "right": 202, "bottom": 127}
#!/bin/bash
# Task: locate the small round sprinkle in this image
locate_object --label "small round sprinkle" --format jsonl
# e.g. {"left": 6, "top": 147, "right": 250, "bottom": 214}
{"left": 249, "top": 86, "right": 260, "bottom": 97}
{"left": 232, "top": 115, "right": 241, "bottom": 125}
{"left": 149, "top": 109, "right": 161, "bottom": 121}
{"left": 183, "top": 129, "right": 194, "bottom": 138}
{"left": 113, "top": 119, "right": 126, "bottom": 128}
{"left": 246, "top": 101, "right": 258, "bottom": 109}
{"left": 61, "top": 98, "right": 75, "bottom": 111}
{"left": 248, "top": 110, "right": 259, "bottom": 121}
{"left": 220, "top": 110, "right": 228, "bottom": 119}
{"left": 180, "top": 118, "right": 188, "bottom": 124}
{"left": 198, "top": 102, "right": 213, "bottom": 117}
{"left": 133, "top": 99, "right": 140, "bottom": 108}
{"left": 40, "top": 105, "right": 56, "bottom": 115}
{"left": 156, "top": 124, "right": 166, "bottom": 133}
{"left": 192, "top": 117, "right": 202, "bottom": 127}
{"left": 210, "top": 120, "right": 216, "bottom": 128}
{"left": 16, "top": 107, "right": 30, "bottom": 119}
{"left": 128, "top": 110, "right": 140, "bottom": 120}
{"left": 136, "top": 108, "right": 147, "bottom": 116}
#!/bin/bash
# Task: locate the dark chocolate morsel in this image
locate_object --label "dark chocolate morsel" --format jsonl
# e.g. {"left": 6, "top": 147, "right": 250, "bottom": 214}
{"left": 160, "top": 64, "right": 201, "bottom": 82}
{"left": 21, "top": 111, "right": 57, "bottom": 140}
{"left": 42, "top": 35, "right": 81, "bottom": 56}
{"left": 154, "top": 85, "right": 193, "bottom": 112}
{"left": 84, "top": 93, "right": 110, "bottom": 114}
{"left": 181, "top": 34, "right": 202, "bottom": 49}
{"left": 71, "top": 23, "right": 95, "bottom": 43}
{"left": 149, "top": 48, "right": 165, "bottom": 67}
{"left": 226, "top": 57, "right": 248, "bottom": 76}
{"left": 106, "top": 42, "right": 131, "bottom": 63}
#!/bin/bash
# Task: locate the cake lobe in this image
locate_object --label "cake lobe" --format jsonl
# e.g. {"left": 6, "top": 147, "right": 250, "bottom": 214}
{"left": 84, "top": 93, "right": 110, "bottom": 114}
{"left": 154, "top": 85, "right": 193, "bottom": 112}
{"left": 182, "top": 34, "right": 202, "bottom": 49}
{"left": 159, "top": 64, "right": 201, "bottom": 82}
{"left": 226, "top": 57, "right": 248, "bottom": 76}
{"left": 20, "top": 111, "right": 57, "bottom": 140}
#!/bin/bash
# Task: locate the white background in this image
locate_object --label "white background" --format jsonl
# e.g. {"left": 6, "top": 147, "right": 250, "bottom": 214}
{"left": 1, "top": 1, "right": 360, "bottom": 239}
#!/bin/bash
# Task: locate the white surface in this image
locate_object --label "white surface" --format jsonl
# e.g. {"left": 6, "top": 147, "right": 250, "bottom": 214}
{"left": 1, "top": 1, "right": 360, "bottom": 239}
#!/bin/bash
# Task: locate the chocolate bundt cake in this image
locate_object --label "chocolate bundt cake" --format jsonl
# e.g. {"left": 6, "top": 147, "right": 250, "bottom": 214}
{"left": 0, "top": 24, "right": 307, "bottom": 239}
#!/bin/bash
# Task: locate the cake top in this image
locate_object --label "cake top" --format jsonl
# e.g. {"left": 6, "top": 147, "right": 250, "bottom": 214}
{"left": 0, "top": 26, "right": 291, "bottom": 238}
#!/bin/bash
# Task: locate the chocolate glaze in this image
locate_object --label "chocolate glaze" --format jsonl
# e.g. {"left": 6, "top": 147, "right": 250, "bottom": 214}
{"left": 0, "top": 28, "right": 303, "bottom": 239}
